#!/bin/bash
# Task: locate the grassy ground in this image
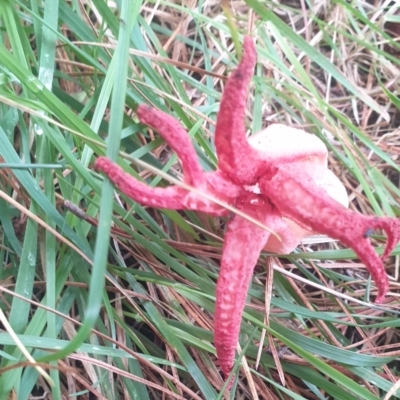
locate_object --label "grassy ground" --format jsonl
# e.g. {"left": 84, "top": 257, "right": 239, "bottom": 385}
{"left": 0, "top": 0, "right": 400, "bottom": 399}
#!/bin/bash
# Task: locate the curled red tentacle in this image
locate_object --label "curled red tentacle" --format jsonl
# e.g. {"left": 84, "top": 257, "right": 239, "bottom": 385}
{"left": 368, "top": 218, "right": 400, "bottom": 262}
{"left": 259, "top": 163, "right": 400, "bottom": 302}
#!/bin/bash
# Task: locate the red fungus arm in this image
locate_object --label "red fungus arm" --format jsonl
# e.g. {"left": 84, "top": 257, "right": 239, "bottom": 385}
{"left": 94, "top": 157, "right": 187, "bottom": 209}
{"left": 259, "top": 163, "right": 400, "bottom": 302}
{"left": 94, "top": 157, "right": 232, "bottom": 215}
{"left": 214, "top": 37, "right": 265, "bottom": 185}
{"left": 214, "top": 194, "right": 290, "bottom": 378}
{"left": 214, "top": 38, "right": 326, "bottom": 185}
{"left": 137, "top": 105, "right": 205, "bottom": 186}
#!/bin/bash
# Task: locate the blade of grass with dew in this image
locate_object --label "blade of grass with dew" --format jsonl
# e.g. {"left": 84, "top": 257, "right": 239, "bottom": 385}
{"left": 0, "top": 204, "right": 39, "bottom": 395}
{"left": 0, "top": 163, "right": 62, "bottom": 169}
{"left": 36, "top": 0, "right": 61, "bottom": 395}
{"left": 41, "top": 141, "right": 61, "bottom": 397}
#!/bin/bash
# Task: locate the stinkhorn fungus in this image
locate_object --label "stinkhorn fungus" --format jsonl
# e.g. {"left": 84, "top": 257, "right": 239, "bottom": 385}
{"left": 94, "top": 37, "right": 400, "bottom": 381}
